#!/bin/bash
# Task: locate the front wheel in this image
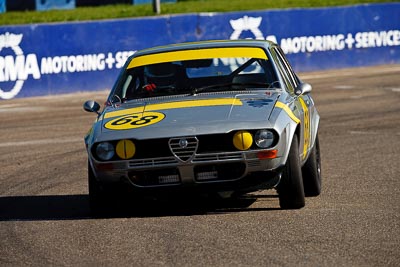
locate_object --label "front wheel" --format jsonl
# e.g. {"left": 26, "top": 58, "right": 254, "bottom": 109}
{"left": 277, "top": 135, "right": 305, "bottom": 209}
{"left": 302, "top": 134, "right": 322, "bottom": 197}
{"left": 88, "top": 162, "right": 118, "bottom": 216}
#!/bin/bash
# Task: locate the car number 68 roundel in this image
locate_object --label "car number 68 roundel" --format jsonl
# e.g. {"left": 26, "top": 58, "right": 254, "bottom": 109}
{"left": 104, "top": 112, "right": 165, "bottom": 130}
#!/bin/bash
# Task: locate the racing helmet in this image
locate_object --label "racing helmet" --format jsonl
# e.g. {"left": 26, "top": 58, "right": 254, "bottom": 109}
{"left": 144, "top": 62, "right": 177, "bottom": 89}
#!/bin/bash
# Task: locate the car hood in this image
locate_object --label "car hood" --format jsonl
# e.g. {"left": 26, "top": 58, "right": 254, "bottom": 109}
{"left": 97, "top": 92, "right": 281, "bottom": 141}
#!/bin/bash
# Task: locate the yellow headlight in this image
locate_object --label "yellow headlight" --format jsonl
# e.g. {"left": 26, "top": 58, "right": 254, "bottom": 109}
{"left": 116, "top": 139, "right": 136, "bottom": 159}
{"left": 233, "top": 131, "right": 253, "bottom": 150}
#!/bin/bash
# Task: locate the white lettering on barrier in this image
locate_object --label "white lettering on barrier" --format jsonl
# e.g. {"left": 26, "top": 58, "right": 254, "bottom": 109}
{"left": 115, "top": 51, "right": 134, "bottom": 68}
{"left": 0, "top": 54, "right": 40, "bottom": 82}
{"left": 40, "top": 53, "right": 113, "bottom": 74}
{"left": 229, "top": 16, "right": 400, "bottom": 54}
{"left": 0, "top": 32, "right": 135, "bottom": 100}
{"left": 355, "top": 30, "right": 400, "bottom": 48}
{"left": 280, "top": 31, "right": 400, "bottom": 53}
{"left": 281, "top": 35, "right": 347, "bottom": 54}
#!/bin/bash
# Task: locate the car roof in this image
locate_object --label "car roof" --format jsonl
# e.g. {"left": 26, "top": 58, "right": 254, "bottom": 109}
{"left": 133, "top": 39, "right": 276, "bottom": 58}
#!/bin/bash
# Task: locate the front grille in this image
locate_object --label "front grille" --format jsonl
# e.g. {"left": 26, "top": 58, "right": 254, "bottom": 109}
{"left": 197, "top": 133, "right": 237, "bottom": 153}
{"left": 169, "top": 137, "right": 198, "bottom": 162}
{"left": 194, "top": 162, "right": 246, "bottom": 181}
{"left": 128, "top": 156, "right": 178, "bottom": 168}
{"left": 193, "top": 152, "right": 243, "bottom": 162}
{"left": 129, "top": 168, "right": 180, "bottom": 186}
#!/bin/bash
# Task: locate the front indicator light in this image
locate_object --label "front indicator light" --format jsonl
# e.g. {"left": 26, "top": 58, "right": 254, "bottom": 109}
{"left": 96, "top": 163, "right": 115, "bottom": 171}
{"left": 116, "top": 139, "right": 136, "bottom": 159}
{"left": 96, "top": 142, "right": 115, "bottom": 161}
{"left": 257, "top": 150, "right": 278, "bottom": 159}
{"left": 233, "top": 131, "right": 253, "bottom": 150}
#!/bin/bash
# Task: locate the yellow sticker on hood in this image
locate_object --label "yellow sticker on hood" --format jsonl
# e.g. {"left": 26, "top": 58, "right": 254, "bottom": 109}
{"left": 104, "top": 112, "right": 165, "bottom": 130}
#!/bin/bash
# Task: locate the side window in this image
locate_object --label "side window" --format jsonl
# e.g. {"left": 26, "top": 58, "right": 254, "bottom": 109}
{"left": 275, "top": 47, "right": 300, "bottom": 88}
{"left": 270, "top": 48, "right": 294, "bottom": 93}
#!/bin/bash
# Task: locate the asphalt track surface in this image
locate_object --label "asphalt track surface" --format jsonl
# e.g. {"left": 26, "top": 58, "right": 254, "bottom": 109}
{"left": 0, "top": 65, "right": 399, "bottom": 266}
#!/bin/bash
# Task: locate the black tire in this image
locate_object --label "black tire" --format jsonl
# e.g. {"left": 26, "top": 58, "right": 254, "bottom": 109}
{"left": 277, "top": 135, "right": 305, "bottom": 209}
{"left": 88, "top": 162, "right": 116, "bottom": 217}
{"left": 302, "top": 134, "right": 322, "bottom": 197}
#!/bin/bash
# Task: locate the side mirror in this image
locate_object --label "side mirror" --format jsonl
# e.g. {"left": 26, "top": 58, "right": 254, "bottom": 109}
{"left": 295, "top": 83, "right": 312, "bottom": 96}
{"left": 83, "top": 100, "right": 101, "bottom": 115}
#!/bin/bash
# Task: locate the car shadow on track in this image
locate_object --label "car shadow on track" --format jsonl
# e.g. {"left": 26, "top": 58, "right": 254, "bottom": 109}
{"left": 0, "top": 194, "right": 280, "bottom": 221}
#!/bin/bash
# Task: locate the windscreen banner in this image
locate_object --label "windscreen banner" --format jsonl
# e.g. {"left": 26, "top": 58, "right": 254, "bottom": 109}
{"left": 0, "top": 3, "right": 399, "bottom": 99}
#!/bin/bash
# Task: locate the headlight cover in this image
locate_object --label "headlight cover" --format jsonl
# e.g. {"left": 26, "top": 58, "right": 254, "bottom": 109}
{"left": 233, "top": 131, "right": 253, "bottom": 150}
{"left": 254, "top": 130, "right": 275, "bottom": 148}
{"left": 96, "top": 142, "right": 115, "bottom": 161}
{"left": 116, "top": 139, "right": 136, "bottom": 159}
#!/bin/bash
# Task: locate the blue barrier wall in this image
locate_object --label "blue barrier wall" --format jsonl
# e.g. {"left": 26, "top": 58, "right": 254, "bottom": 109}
{"left": 0, "top": 3, "right": 399, "bottom": 99}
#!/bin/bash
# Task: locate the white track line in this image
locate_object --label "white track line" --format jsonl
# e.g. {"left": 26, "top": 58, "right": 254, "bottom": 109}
{"left": 0, "top": 138, "right": 83, "bottom": 148}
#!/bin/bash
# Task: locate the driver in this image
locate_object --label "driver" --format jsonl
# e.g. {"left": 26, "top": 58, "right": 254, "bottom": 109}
{"left": 143, "top": 62, "right": 177, "bottom": 93}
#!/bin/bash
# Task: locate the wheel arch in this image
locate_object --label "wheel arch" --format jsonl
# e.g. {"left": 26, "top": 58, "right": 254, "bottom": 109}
{"left": 280, "top": 121, "right": 302, "bottom": 166}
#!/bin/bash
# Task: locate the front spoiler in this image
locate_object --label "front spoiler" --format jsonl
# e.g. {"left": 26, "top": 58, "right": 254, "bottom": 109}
{"left": 96, "top": 167, "right": 283, "bottom": 199}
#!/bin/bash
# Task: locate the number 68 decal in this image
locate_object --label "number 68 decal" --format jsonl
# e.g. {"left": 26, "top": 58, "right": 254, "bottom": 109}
{"left": 104, "top": 112, "right": 165, "bottom": 130}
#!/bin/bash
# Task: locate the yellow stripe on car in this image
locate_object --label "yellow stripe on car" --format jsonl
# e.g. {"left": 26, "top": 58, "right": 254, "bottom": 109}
{"left": 127, "top": 47, "right": 268, "bottom": 69}
{"left": 274, "top": 101, "right": 300, "bottom": 124}
{"left": 104, "top": 98, "right": 243, "bottom": 119}
{"left": 299, "top": 97, "right": 311, "bottom": 159}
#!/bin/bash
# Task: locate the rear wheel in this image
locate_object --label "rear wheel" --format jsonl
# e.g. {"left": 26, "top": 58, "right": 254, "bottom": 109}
{"left": 277, "top": 135, "right": 305, "bottom": 209}
{"left": 302, "top": 134, "right": 322, "bottom": 197}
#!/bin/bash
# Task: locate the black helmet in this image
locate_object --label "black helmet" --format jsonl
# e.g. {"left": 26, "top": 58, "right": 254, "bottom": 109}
{"left": 144, "top": 62, "right": 177, "bottom": 89}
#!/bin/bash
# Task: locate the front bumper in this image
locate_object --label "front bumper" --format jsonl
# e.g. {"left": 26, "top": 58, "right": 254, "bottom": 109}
{"left": 90, "top": 149, "right": 285, "bottom": 194}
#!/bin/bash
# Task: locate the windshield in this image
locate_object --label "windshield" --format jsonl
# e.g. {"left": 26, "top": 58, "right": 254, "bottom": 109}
{"left": 112, "top": 56, "right": 279, "bottom": 101}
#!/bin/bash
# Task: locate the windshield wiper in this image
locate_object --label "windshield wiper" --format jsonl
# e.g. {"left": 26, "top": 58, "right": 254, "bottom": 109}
{"left": 191, "top": 82, "right": 271, "bottom": 95}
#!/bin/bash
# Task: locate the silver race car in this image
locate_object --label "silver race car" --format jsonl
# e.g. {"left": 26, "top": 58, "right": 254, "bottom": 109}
{"left": 83, "top": 40, "right": 321, "bottom": 213}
